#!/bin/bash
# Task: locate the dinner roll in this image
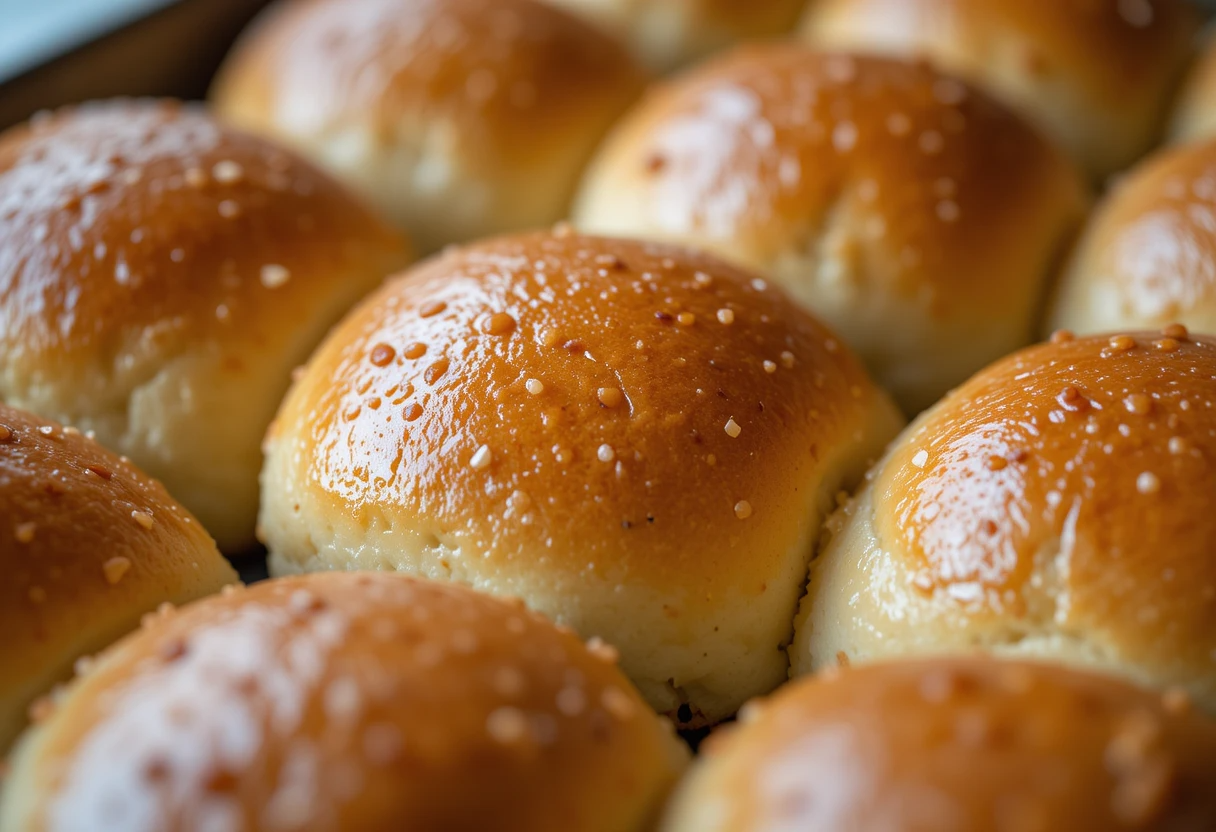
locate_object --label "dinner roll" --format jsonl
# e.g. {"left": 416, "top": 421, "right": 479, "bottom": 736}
{"left": 211, "top": 0, "right": 647, "bottom": 255}
{"left": 1171, "top": 32, "right": 1216, "bottom": 145}
{"left": 0, "top": 99, "right": 409, "bottom": 552}
{"left": 260, "top": 230, "right": 903, "bottom": 726}
{"left": 1, "top": 572, "right": 687, "bottom": 831}
{"left": 793, "top": 329, "right": 1216, "bottom": 710}
{"left": 800, "top": 0, "right": 1201, "bottom": 180}
{"left": 0, "top": 403, "right": 235, "bottom": 751}
{"left": 1047, "top": 139, "right": 1216, "bottom": 338}
{"left": 574, "top": 48, "right": 1086, "bottom": 413}
{"left": 537, "top": 0, "right": 808, "bottom": 72}
{"left": 663, "top": 657, "right": 1216, "bottom": 832}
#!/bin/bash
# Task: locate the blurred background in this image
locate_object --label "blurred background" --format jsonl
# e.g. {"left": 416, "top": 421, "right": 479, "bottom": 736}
{"left": 2, "top": 0, "right": 1214, "bottom": 130}
{"left": 0, "top": 0, "right": 272, "bottom": 128}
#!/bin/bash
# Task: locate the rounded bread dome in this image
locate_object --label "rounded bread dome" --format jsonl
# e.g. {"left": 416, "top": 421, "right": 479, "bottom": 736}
{"left": 1, "top": 572, "right": 687, "bottom": 831}
{"left": 211, "top": 0, "right": 648, "bottom": 255}
{"left": 259, "top": 229, "right": 903, "bottom": 726}
{"left": 0, "top": 402, "right": 236, "bottom": 751}
{"left": 793, "top": 328, "right": 1216, "bottom": 711}
{"left": 1048, "top": 138, "right": 1216, "bottom": 338}
{"left": 537, "top": 0, "right": 808, "bottom": 72}
{"left": 574, "top": 46, "right": 1087, "bottom": 414}
{"left": 662, "top": 657, "right": 1216, "bottom": 832}
{"left": 0, "top": 99, "right": 410, "bottom": 552}
{"left": 799, "top": 0, "right": 1201, "bottom": 180}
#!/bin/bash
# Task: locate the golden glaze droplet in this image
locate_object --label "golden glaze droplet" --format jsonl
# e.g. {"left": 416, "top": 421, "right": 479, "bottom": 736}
{"left": 0, "top": 424, "right": 12, "bottom": 443}
{"left": 481, "top": 312, "right": 517, "bottom": 336}
{"left": 103, "top": 556, "right": 132, "bottom": 584}
{"left": 14, "top": 522, "right": 35, "bottom": 543}
{"left": 1050, "top": 329, "right": 1075, "bottom": 345}
{"left": 470, "top": 445, "right": 493, "bottom": 471}
{"left": 597, "top": 387, "right": 623, "bottom": 408}
{"left": 424, "top": 358, "right": 450, "bottom": 384}
{"left": 734, "top": 500, "right": 753, "bottom": 519}
{"left": 418, "top": 300, "right": 447, "bottom": 318}
{"left": 724, "top": 418, "right": 742, "bottom": 438}
{"left": 370, "top": 343, "right": 396, "bottom": 367}
{"left": 86, "top": 464, "right": 113, "bottom": 480}
{"left": 259, "top": 264, "right": 290, "bottom": 289}
{"left": 131, "top": 510, "right": 155, "bottom": 530}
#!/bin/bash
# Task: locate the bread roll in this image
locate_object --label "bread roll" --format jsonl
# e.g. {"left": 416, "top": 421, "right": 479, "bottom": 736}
{"left": 574, "top": 47, "right": 1086, "bottom": 413}
{"left": 260, "top": 230, "right": 903, "bottom": 726}
{"left": 793, "top": 329, "right": 1216, "bottom": 710}
{"left": 663, "top": 657, "right": 1216, "bottom": 832}
{"left": 1170, "top": 31, "right": 1216, "bottom": 145}
{"left": 0, "top": 403, "right": 235, "bottom": 751}
{"left": 800, "top": 0, "right": 1201, "bottom": 180}
{"left": 537, "top": 0, "right": 807, "bottom": 72}
{"left": 1048, "top": 139, "right": 1216, "bottom": 338}
{"left": 1, "top": 572, "right": 687, "bottom": 832}
{"left": 211, "top": 0, "right": 647, "bottom": 255}
{"left": 0, "top": 100, "right": 410, "bottom": 552}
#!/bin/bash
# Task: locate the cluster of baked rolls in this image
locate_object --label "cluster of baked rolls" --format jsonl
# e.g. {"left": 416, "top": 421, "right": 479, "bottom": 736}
{"left": 4, "top": 0, "right": 1216, "bottom": 829}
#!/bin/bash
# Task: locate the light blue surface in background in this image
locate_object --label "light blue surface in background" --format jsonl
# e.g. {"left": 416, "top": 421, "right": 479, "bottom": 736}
{"left": 0, "top": 0, "right": 178, "bottom": 81}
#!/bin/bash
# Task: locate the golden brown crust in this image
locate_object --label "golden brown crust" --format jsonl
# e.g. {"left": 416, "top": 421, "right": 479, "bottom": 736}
{"left": 663, "top": 657, "right": 1216, "bottom": 832}
{"left": 212, "top": 0, "right": 648, "bottom": 253}
{"left": 261, "top": 230, "right": 902, "bottom": 722}
{"left": 3, "top": 573, "right": 687, "bottom": 831}
{"left": 0, "top": 99, "right": 410, "bottom": 550}
{"left": 1048, "top": 139, "right": 1216, "bottom": 337}
{"left": 575, "top": 47, "right": 1086, "bottom": 412}
{"left": 268, "top": 229, "right": 891, "bottom": 606}
{"left": 0, "top": 99, "right": 404, "bottom": 368}
{"left": 839, "top": 330, "right": 1216, "bottom": 702}
{"left": 0, "top": 403, "right": 235, "bottom": 750}
{"left": 800, "top": 0, "right": 1201, "bottom": 178}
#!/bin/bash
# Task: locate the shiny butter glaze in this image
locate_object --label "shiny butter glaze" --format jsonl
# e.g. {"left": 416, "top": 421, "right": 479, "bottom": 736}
{"left": 5, "top": 573, "right": 684, "bottom": 832}
{"left": 876, "top": 329, "right": 1216, "bottom": 673}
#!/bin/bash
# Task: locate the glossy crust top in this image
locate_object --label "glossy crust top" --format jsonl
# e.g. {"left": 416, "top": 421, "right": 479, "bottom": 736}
{"left": 574, "top": 47, "right": 1085, "bottom": 411}
{"left": 868, "top": 330, "right": 1216, "bottom": 701}
{"left": 663, "top": 657, "right": 1216, "bottom": 832}
{"left": 0, "top": 99, "right": 405, "bottom": 365}
{"left": 800, "top": 0, "right": 1201, "bottom": 178}
{"left": 579, "top": 48, "right": 1080, "bottom": 292}
{"left": 0, "top": 99, "right": 409, "bottom": 550}
{"left": 2, "top": 572, "right": 687, "bottom": 832}
{"left": 266, "top": 229, "right": 892, "bottom": 599}
{"left": 0, "top": 403, "right": 235, "bottom": 749}
{"left": 1048, "top": 139, "right": 1216, "bottom": 337}
{"left": 211, "top": 0, "right": 647, "bottom": 252}
{"left": 214, "top": 0, "right": 640, "bottom": 148}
